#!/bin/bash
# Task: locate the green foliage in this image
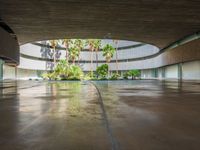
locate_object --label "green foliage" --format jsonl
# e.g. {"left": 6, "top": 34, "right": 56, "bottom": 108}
{"left": 86, "top": 39, "right": 96, "bottom": 51}
{"left": 102, "top": 44, "right": 116, "bottom": 63}
{"left": 110, "top": 73, "right": 120, "bottom": 80}
{"left": 84, "top": 71, "right": 97, "bottom": 80}
{"left": 88, "top": 71, "right": 95, "bottom": 78}
{"left": 84, "top": 73, "right": 92, "bottom": 80}
{"left": 123, "top": 71, "right": 129, "bottom": 79}
{"left": 74, "top": 39, "right": 85, "bottom": 50}
{"left": 128, "top": 70, "right": 141, "bottom": 79}
{"left": 41, "top": 73, "right": 49, "bottom": 80}
{"left": 60, "top": 39, "right": 72, "bottom": 47}
{"left": 48, "top": 40, "right": 60, "bottom": 65}
{"left": 55, "top": 59, "right": 69, "bottom": 73}
{"left": 68, "top": 46, "right": 79, "bottom": 63}
{"left": 68, "top": 65, "right": 84, "bottom": 80}
{"left": 85, "top": 39, "right": 101, "bottom": 75}
{"left": 36, "top": 70, "right": 43, "bottom": 77}
{"left": 42, "top": 72, "right": 58, "bottom": 80}
{"left": 42, "top": 59, "right": 83, "bottom": 80}
{"left": 60, "top": 39, "right": 72, "bottom": 61}
{"left": 122, "top": 70, "right": 141, "bottom": 80}
{"left": 43, "top": 39, "right": 144, "bottom": 81}
{"left": 96, "top": 64, "right": 108, "bottom": 79}
{"left": 67, "top": 39, "right": 86, "bottom": 63}
{"left": 93, "top": 39, "right": 101, "bottom": 51}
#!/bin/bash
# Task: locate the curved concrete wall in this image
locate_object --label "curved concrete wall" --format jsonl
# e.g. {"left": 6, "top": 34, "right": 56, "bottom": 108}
{"left": 111, "top": 38, "right": 200, "bottom": 70}
{"left": 20, "top": 42, "right": 159, "bottom": 61}
{"left": 18, "top": 38, "right": 200, "bottom": 71}
{"left": 1, "top": 38, "right": 198, "bottom": 80}
{"left": 141, "top": 61, "right": 200, "bottom": 80}
{"left": 19, "top": 57, "right": 48, "bottom": 70}
{"left": 182, "top": 61, "right": 200, "bottom": 80}
{"left": 0, "top": 27, "right": 19, "bottom": 64}
{"left": 3, "top": 64, "right": 16, "bottom": 79}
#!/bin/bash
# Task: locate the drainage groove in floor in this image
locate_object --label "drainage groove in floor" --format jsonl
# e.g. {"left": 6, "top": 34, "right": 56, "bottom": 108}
{"left": 89, "top": 81, "right": 120, "bottom": 150}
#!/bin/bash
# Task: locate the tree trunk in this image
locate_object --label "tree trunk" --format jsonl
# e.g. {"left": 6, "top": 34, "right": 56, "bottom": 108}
{"left": 65, "top": 44, "right": 68, "bottom": 63}
{"left": 116, "top": 48, "right": 118, "bottom": 74}
{"left": 96, "top": 49, "right": 98, "bottom": 69}
{"left": 78, "top": 55, "right": 80, "bottom": 65}
{"left": 90, "top": 49, "right": 93, "bottom": 75}
{"left": 65, "top": 42, "right": 69, "bottom": 63}
{"left": 107, "top": 61, "right": 109, "bottom": 78}
{"left": 53, "top": 47, "right": 56, "bottom": 68}
{"left": 114, "top": 40, "right": 119, "bottom": 74}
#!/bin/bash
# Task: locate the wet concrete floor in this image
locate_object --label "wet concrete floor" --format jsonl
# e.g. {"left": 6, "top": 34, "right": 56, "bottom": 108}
{"left": 0, "top": 80, "right": 200, "bottom": 150}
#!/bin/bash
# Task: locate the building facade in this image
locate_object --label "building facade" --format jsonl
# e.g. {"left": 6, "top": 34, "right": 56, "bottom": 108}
{"left": 1, "top": 38, "right": 200, "bottom": 80}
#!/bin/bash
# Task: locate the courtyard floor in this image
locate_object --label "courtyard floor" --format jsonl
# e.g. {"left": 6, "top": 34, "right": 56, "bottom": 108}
{"left": 0, "top": 80, "right": 200, "bottom": 150}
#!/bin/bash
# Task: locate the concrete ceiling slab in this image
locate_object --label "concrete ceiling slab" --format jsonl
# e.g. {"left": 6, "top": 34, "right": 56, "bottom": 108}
{"left": 0, "top": 0, "right": 200, "bottom": 48}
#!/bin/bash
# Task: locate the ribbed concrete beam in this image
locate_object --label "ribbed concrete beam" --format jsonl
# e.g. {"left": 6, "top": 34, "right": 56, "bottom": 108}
{"left": 0, "top": 27, "right": 19, "bottom": 65}
{"left": 0, "top": 1, "right": 200, "bottom": 48}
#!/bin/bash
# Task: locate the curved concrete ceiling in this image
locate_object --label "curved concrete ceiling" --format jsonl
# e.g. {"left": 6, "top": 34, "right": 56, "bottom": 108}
{"left": 0, "top": 0, "right": 200, "bottom": 48}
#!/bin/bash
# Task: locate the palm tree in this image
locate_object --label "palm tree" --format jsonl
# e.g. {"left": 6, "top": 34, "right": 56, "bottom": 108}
{"left": 61, "top": 39, "right": 71, "bottom": 63}
{"left": 54, "top": 59, "right": 70, "bottom": 79}
{"left": 86, "top": 39, "right": 96, "bottom": 76}
{"left": 74, "top": 39, "right": 85, "bottom": 65}
{"left": 68, "top": 46, "right": 79, "bottom": 65}
{"left": 102, "top": 44, "right": 116, "bottom": 76}
{"left": 49, "top": 40, "right": 58, "bottom": 67}
{"left": 93, "top": 39, "right": 101, "bottom": 69}
{"left": 128, "top": 70, "right": 141, "bottom": 80}
{"left": 113, "top": 40, "right": 119, "bottom": 74}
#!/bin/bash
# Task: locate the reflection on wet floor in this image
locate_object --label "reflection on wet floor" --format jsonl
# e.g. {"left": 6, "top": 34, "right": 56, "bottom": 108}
{"left": 0, "top": 80, "right": 200, "bottom": 150}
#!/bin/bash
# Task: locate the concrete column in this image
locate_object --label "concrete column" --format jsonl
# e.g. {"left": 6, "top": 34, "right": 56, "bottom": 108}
{"left": 0, "top": 27, "right": 19, "bottom": 65}
{"left": 151, "top": 68, "right": 157, "bottom": 79}
{"left": 15, "top": 66, "right": 17, "bottom": 79}
{"left": 162, "top": 67, "right": 165, "bottom": 79}
{"left": 0, "top": 59, "right": 3, "bottom": 80}
{"left": 155, "top": 68, "right": 158, "bottom": 78}
{"left": 178, "top": 63, "right": 183, "bottom": 81}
